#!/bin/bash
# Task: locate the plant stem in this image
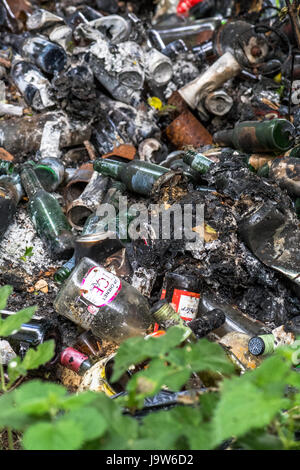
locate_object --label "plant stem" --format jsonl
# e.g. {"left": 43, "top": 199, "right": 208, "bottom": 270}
{"left": 7, "top": 428, "right": 14, "bottom": 451}
{"left": 0, "top": 362, "right": 6, "bottom": 392}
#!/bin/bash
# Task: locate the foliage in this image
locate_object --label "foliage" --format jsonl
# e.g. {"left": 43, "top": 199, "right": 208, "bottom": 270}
{"left": 0, "top": 285, "right": 300, "bottom": 450}
{"left": 19, "top": 246, "right": 34, "bottom": 262}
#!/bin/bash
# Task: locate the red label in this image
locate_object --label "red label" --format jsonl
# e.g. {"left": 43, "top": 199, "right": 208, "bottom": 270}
{"left": 145, "top": 330, "right": 166, "bottom": 339}
{"left": 160, "top": 288, "right": 166, "bottom": 300}
{"left": 60, "top": 347, "right": 88, "bottom": 373}
{"left": 171, "top": 289, "right": 200, "bottom": 322}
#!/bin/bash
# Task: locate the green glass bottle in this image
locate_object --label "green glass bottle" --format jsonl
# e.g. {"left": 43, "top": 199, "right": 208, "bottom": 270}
{"left": 213, "top": 119, "right": 295, "bottom": 153}
{"left": 83, "top": 180, "right": 126, "bottom": 235}
{"left": 54, "top": 254, "right": 76, "bottom": 284}
{"left": 183, "top": 150, "right": 214, "bottom": 175}
{"left": 150, "top": 299, "right": 197, "bottom": 342}
{"left": 0, "top": 173, "right": 23, "bottom": 239}
{"left": 34, "top": 157, "right": 65, "bottom": 192}
{"left": 21, "top": 166, "right": 74, "bottom": 260}
{"left": 93, "top": 159, "right": 176, "bottom": 197}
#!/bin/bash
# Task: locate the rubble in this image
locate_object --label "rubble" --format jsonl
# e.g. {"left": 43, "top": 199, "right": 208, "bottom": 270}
{"left": 0, "top": 0, "right": 300, "bottom": 451}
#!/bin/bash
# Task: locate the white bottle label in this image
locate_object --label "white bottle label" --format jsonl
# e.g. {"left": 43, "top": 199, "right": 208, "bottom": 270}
{"left": 177, "top": 294, "right": 200, "bottom": 322}
{"left": 81, "top": 266, "right": 121, "bottom": 308}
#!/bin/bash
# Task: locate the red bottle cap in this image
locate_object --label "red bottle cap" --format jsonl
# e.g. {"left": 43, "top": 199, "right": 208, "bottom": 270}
{"left": 60, "top": 347, "right": 88, "bottom": 373}
{"left": 177, "top": 0, "right": 203, "bottom": 15}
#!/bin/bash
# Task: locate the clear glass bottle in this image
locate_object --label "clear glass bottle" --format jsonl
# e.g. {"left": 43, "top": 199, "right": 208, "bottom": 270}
{"left": 54, "top": 257, "right": 153, "bottom": 344}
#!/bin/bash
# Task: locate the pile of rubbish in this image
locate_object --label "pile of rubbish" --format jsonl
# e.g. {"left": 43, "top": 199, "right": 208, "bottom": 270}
{"left": 0, "top": 0, "right": 300, "bottom": 410}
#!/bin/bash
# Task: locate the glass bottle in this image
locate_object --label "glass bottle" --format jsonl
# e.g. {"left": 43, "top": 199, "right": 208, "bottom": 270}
{"left": 54, "top": 257, "right": 153, "bottom": 344}
{"left": 21, "top": 166, "right": 73, "bottom": 260}
{"left": 213, "top": 119, "right": 295, "bottom": 153}
{"left": 60, "top": 347, "right": 94, "bottom": 376}
{"left": 54, "top": 254, "right": 76, "bottom": 284}
{"left": 10, "top": 57, "right": 55, "bottom": 111}
{"left": 1, "top": 32, "right": 67, "bottom": 75}
{"left": 54, "top": 181, "right": 126, "bottom": 284}
{"left": 1, "top": 312, "right": 61, "bottom": 366}
{"left": 78, "top": 353, "right": 131, "bottom": 396}
{"left": 189, "top": 309, "right": 225, "bottom": 338}
{"left": 34, "top": 158, "right": 65, "bottom": 192}
{"left": 75, "top": 331, "right": 102, "bottom": 357}
{"left": 93, "top": 158, "right": 176, "bottom": 197}
{"left": 198, "top": 293, "right": 271, "bottom": 338}
{"left": 150, "top": 300, "right": 197, "bottom": 342}
{"left": 183, "top": 150, "right": 214, "bottom": 175}
{"left": 161, "top": 272, "right": 202, "bottom": 322}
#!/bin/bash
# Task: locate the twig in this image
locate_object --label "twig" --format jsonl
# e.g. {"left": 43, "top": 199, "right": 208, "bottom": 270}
{"left": 83, "top": 140, "right": 97, "bottom": 161}
{"left": 285, "top": 0, "right": 300, "bottom": 50}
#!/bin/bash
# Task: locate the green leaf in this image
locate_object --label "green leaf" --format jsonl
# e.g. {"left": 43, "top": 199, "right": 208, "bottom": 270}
{"left": 112, "top": 327, "right": 191, "bottom": 382}
{"left": 20, "top": 246, "right": 34, "bottom": 262}
{"left": 212, "top": 375, "right": 289, "bottom": 445}
{"left": 125, "top": 358, "right": 192, "bottom": 409}
{"left": 0, "top": 306, "right": 37, "bottom": 337}
{"left": 236, "top": 430, "right": 284, "bottom": 450}
{"left": 0, "top": 285, "right": 13, "bottom": 311}
{"left": 174, "top": 339, "right": 234, "bottom": 375}
{"left": 7, "top": 356, "right": 27, "bottom": 386}
{"left": 100, "top": 417, "right": 139, "bottom": 450}
{"left": 15, "top": 380, "right": 67, "bottom": 416}
{"left": 199, "top": 392, "right": 220, "bottom": 422}
{"left": 0, "top": 391, "right": 36, "bottom": 430}
{"left": 22, "top": 420, "right": 84, "bottom": 450}
{"left": 60, "top": 391, "right": 99, "bottom": 411}
{"left": 140, "top": 407, "right": 188, "bottom": 448}
{"left": 22, "top": 340, "right": 55, "bottom": 370}
{"left": 61, "top": 406, "right": 107, "bottom": 441}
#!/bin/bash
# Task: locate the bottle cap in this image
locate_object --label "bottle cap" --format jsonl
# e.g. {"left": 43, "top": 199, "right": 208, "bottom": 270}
{"left": 248, "top": 336, "right": 265, "bottom": 356}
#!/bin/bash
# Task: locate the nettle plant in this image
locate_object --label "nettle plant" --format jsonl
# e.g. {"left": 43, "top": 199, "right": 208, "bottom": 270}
{"left": 0, "top": 285, "right": 300, "bottom": 450}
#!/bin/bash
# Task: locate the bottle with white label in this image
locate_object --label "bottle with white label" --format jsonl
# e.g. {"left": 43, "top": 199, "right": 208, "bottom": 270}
{"left": 161, "top": 272, "right": 201, "bottom": 322}
{"left": 54, "top": 257, "right": 153, "bottom": 344}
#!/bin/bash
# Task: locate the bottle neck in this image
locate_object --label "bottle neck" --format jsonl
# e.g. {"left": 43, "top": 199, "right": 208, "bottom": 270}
{"left": 183, "top": 150, "right": 214, "bottom": 174}
{"left": 21, "top": 166, "right": 44, "bottom": 198}
{"left": 213, "top": 129, "right": 234, "bottom": 148}
{"left": 151, "top": 301, "right": 197, "bottom": 342}
{"left": 93, "top": 159, "right": 125, "bottom": 180}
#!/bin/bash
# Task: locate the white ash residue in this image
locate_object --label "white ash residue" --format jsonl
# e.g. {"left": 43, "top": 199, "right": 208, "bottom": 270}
{"left": 0, "top": 207, "right": 59, "bottom": 276}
